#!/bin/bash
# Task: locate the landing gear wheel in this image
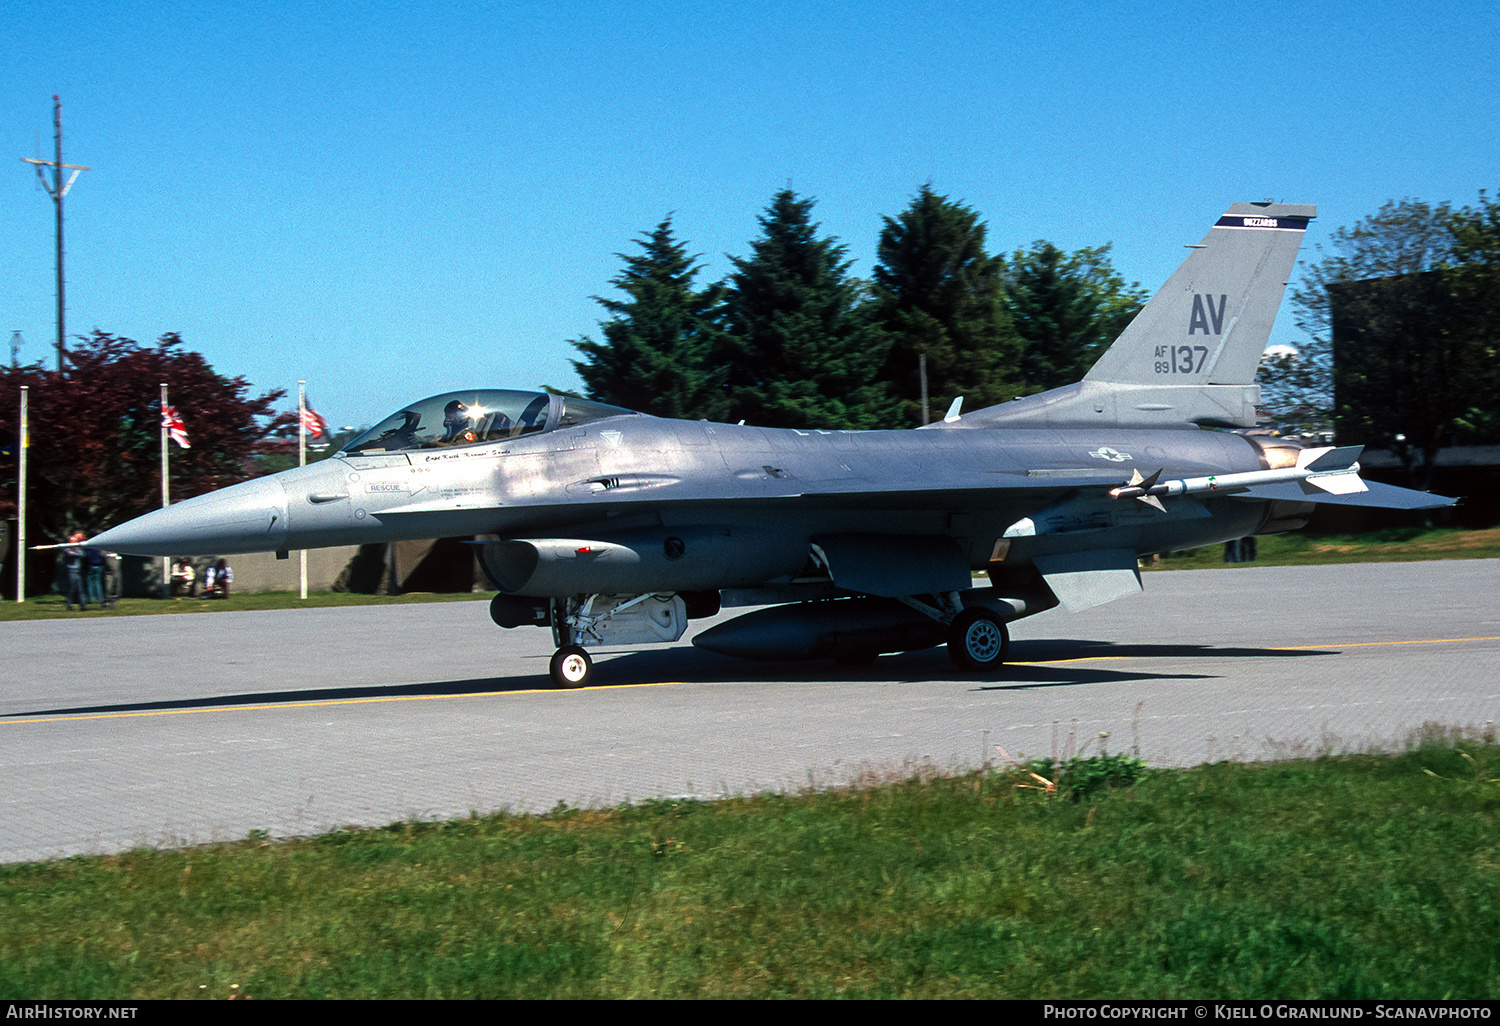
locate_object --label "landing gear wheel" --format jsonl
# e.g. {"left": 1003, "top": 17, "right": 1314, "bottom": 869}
{"left": 948, "top": 608, "right": 1009, "bottom": 671}
{"left": 549, "top": 646, "right": 593, "bottom": 688}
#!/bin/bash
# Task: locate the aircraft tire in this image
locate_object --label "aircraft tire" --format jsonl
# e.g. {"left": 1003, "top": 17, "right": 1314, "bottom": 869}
{"left": 948, "top": 609, "right": 1009, "bottom": 671}
{"left": 549, "top": 646, "right": 593, "bottom": 689}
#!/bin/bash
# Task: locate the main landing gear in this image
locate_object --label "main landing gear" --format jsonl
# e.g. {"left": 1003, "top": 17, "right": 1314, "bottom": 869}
{"left": 947, "top": 606, "right": 1010, "bottom": 671}
{"left": 893, "top": 592, "right": 1012, "bottom": 673}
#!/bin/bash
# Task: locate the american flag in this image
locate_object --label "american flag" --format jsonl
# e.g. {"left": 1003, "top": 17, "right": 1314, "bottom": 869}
{"left": 161, "top": 405, "right": 190, "bottom": 448}
{"left": 301, "top": 403, "right": 328, "bottom": 439}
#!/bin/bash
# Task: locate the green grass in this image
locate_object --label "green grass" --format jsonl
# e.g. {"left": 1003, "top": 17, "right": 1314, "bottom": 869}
{"left": 1147, "top": 525, "right": 1500, "bottom": 570}
{"left": 3, "top": 730, "right": 1497, "bottom": 999}
{"left": 0, "top": 589, "right": 487, "bottom": 622}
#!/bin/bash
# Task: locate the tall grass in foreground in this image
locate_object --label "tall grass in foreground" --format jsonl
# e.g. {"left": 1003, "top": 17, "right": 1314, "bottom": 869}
{"left": 1, "top": 731, "right": 1497, "bottom": 999}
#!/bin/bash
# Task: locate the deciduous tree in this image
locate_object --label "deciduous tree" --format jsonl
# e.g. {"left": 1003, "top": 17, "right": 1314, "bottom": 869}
{"left": 1290, "top": 196, "right": 1500, "bottom": 488}
{"left": 0, "top": 331, "right": 292, "bottom": 543}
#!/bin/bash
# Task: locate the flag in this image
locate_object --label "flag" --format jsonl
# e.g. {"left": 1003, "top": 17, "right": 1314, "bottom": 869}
{"left": 162, "top": 405, "right": 190, "bottom": 448}
{"left": 301, "top": 402, "right": 328, "bottom": 439}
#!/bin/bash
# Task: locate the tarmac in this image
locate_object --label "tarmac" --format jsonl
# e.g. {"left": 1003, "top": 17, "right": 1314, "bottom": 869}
{"left": 3, "top": 559, "right": 1498, "bottom": 863}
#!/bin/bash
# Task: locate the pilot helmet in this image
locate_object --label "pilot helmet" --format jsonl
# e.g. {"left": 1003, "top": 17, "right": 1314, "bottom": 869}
{"left": 443, "top": 400, "right": 474, "bottom": 441}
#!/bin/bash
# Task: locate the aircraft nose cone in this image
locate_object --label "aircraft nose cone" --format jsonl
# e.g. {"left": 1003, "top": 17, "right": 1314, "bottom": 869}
{"left": 89, "top": 476, "right": 290, "bottom": 556}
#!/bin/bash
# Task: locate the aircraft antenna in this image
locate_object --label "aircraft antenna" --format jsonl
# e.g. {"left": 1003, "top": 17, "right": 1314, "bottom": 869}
{"left": 21, "top": 96, "right": 90, "bottom": 373}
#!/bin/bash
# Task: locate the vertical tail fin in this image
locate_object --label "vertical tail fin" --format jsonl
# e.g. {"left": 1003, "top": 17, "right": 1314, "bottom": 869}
{"left": 968, "top": 201, "right": 1315, "bottom": 429}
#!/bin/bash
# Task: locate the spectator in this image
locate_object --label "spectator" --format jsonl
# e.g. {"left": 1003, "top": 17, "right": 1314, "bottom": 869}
{"left": 63, "top": 532, "right": 89, "bottom": 611}
{"left": 171, "top": 558, "right": 196, "bottom": 599}
{"left": 85, "top": 545, "right": 106, "bottom": 605}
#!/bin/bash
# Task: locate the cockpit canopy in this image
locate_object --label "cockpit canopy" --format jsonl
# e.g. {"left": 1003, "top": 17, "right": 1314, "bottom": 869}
{"left": 338, "top": 390, "right": 636, "bottom": 455}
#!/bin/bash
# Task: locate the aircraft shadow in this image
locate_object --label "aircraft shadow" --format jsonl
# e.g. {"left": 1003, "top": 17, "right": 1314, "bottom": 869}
{"left": 5, "top": 673, "right": 556, "bottom": 718}
{"left": 588, "top": 637, "right": 1337, "bottom": 691}
{"left": 9, "top": 638, "right": 1336, "bottom": 718}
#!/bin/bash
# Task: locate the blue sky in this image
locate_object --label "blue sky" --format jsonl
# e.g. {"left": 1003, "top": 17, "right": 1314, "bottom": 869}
{"left": 3, "top": 0, "right": 1496, "bottom": 432}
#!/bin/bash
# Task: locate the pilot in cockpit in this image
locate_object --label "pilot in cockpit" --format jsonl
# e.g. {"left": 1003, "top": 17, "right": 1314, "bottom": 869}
{"left": 340, "top": 390, "right": 628, "bottom": 456}
{"left": 440, "top": 400, "right": 474, "bottom": 444}
{"left": 437, "top": 398, "right": 512, "bottom": 445}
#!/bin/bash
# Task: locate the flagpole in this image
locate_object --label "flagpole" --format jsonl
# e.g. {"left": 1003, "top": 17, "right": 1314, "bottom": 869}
{"left": 16, "top": 386, "right": 26, "bottom": 604}
{"left": 160, "top": 382, "right": 170, "bottom": 596}
{"left": 298, "top": 380, "right": 307, "bottom": 600}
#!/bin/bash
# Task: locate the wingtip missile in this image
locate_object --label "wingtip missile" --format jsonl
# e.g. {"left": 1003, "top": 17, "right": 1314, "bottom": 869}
{"left": 1108, "top": 452, "right": 1371, "bottom": 509}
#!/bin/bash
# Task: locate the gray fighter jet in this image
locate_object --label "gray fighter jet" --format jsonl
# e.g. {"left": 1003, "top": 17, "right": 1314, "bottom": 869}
{"left": 90, "top": 202, "right": 1452, "bottom": 687}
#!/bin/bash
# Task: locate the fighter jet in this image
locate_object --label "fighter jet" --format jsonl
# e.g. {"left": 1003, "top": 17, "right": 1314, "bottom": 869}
{"left": 90, "top": 202, "right": 1452, "bottom": 688}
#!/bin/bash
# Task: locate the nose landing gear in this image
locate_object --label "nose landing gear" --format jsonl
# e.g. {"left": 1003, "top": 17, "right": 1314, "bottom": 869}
{"left": 548, "top": 645, "right": 593, "bottom": 688}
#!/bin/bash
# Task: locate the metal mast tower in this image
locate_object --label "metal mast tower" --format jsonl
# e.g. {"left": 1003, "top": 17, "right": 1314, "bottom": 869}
{"left": 22, "top": 96, "right": 89, "bottom": 373}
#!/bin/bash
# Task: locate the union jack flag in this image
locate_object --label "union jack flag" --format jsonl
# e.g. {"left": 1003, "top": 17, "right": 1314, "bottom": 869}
{"left": 301, "top": 403, "right": 328, "bottom": 439}
{"left": 162, "top": 405, "right": 190, "bottom": 448}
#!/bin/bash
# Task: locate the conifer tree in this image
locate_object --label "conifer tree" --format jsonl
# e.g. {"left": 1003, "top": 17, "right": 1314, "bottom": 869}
{"left": 568, "top": 216, "right": 727, "bottom": 420}
{"left": 719, "top": 190, "right": 893, "bottom": 429}
{"left": 871, "top": 185, "right": 1020, "bottom": 425}
{"left": 1004, "top": 241, "right": 1146, "bottom": 392}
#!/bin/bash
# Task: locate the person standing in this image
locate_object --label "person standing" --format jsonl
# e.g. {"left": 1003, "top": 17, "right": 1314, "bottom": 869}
{"left": 63, "top": 532, "right": 89, "bottom": 611}
{"left": 85, "top": 545, "right": 105, "bottom": 605}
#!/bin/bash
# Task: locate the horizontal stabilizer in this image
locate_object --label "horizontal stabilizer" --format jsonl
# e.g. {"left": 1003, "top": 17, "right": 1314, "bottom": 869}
{"left": 1235, "top": 480, "right": 1456, "bottom": 510}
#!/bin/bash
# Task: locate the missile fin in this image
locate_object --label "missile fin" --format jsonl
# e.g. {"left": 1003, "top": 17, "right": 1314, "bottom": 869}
{"left": 1298, "top": 445, "right": 1363, "bottom": 472}
{"left": 1304, "top": 473, "right": 1369, "bottom": 496}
